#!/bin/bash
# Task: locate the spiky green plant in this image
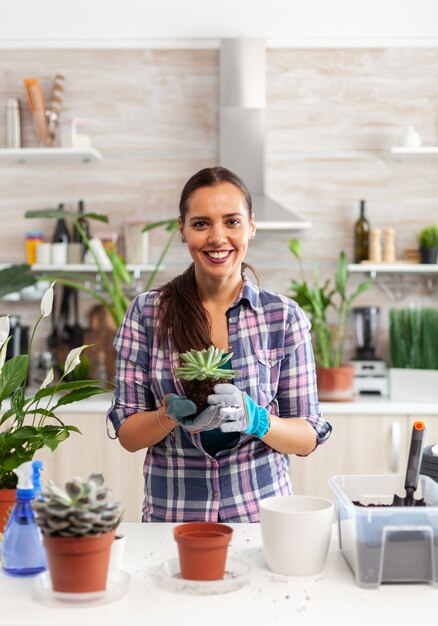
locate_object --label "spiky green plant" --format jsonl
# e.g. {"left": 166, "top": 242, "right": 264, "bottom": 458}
{"left": 175, "top": 346, "right": 238, "bottom": 381}
{"left": 174, "top": 346, "right": 240, "bottom": 414}
{"left": 32, "top": 474, "right": 123, "bottom": 538}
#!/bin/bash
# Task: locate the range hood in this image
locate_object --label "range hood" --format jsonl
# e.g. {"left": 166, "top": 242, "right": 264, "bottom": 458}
{"left": 219, "top": 39, "right": 311, "bottom": 231}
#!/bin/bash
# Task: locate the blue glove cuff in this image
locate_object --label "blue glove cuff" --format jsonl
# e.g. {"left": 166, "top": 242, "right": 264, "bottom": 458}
{"left": 243, "top": 393, "right": 270, "bottom": 438}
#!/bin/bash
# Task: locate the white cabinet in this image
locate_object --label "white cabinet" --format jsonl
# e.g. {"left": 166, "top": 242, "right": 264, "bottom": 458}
{"left": 291, "top": 413, "right": 438, "bottom": 502}
{"left": 37, "top": 407, "right": 145, "bottom": 522}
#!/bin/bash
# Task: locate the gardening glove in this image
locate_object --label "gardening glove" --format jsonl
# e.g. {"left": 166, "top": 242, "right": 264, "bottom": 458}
{"left": 207, "top": 383, "right": 271, "bottom": 438}
{"left": 164, "top": 394, "right": 224, "bottom": 433}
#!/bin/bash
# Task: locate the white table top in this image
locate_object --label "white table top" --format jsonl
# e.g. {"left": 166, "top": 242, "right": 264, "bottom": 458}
{"left": 0, "top": 522, "right": 436, "bottom": 626}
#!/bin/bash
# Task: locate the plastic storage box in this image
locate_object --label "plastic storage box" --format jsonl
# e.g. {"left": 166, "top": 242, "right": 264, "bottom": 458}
{"left": 329, "top": 474, "right": 438, "bottom": 588}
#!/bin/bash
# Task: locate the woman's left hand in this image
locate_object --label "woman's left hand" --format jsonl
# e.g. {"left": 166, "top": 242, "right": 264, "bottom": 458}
{"left": 207, "top": 383, "right": 271, "bottom": 438}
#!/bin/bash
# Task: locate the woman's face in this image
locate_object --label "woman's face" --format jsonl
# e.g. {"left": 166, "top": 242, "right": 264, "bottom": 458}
{"left": 179, "top": 182, "right": 255, "bottom": 284}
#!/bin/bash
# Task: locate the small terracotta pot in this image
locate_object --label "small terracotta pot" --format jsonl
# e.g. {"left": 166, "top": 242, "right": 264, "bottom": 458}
{"left": 173, "top": 522, "right": 233, "bottom": 581}
{"left": 0, "top": 489, "right": 16, "bottom": 533}
{"left": 43, "top": 529, "right": 115, "bottom": 593}
{"left": 316, "top": 365, "right": 355, "bottom": 402}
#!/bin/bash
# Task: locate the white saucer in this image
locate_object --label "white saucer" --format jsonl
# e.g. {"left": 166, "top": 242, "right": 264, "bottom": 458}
{"left": 157, "top": 557, "right": 251, "bottom": 594}
{"left": 33, "top": 569, "right": 131, "bottom": 606}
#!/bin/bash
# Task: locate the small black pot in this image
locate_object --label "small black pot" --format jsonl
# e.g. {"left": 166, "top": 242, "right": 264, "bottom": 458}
{"left": 420, "top": 247, "right": 438, "bottom": 264}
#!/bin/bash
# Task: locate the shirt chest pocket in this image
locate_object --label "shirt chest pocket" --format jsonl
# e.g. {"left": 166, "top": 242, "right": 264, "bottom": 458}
{"left": 256, "top": 348, "right": 285, "bottom": 395}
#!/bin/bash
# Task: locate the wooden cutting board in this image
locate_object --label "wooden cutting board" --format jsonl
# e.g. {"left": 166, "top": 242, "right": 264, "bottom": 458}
{"left": 83, "top": 304, "right": 118, "bottom": 382}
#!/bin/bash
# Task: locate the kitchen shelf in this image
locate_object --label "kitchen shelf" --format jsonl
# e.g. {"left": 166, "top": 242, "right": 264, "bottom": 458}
{"left": 348, "top": 263, "right": 438, "bottom": 301}
{"left": 390, "top": 146, "right": 438, "bottom": 158}
{"left": 348, "top": 263, "right": 438, "bottom": 274}
{"left": 30, "top": 263, "right": 159, "bottom": 273}
{"left": 0, "top": 147, "right": 102, "bottom": 163}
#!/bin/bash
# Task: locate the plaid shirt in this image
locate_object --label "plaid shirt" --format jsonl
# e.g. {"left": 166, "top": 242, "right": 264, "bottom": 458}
{"left": 107, "top": 275, "right": 331, "bottom": 522}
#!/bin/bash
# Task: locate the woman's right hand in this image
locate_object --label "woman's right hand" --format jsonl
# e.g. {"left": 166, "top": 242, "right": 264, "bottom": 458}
{"left": 164, "top": 394, "right": 223, "bottom": 433}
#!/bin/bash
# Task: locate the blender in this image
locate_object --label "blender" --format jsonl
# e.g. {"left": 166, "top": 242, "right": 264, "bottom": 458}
{"left": 350, "top": 307, "right": 388, "bottom": 396}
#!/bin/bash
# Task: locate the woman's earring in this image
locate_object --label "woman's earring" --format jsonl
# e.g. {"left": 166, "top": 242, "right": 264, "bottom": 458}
{"left": 250, "top": 234, "right": 255, "bottom": 240}
{"left": 181, "top": 237, "right": 186, "bottom": 244}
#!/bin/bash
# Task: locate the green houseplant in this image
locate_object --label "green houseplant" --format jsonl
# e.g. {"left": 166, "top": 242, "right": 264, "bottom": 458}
{"left": 32, "top": 473, "right": 123, "bottom": 592}
{"left": 174, "top": 346, "right": 239, "bottom": 413}
{"left": 419, "top": 225, "right": 438, "bottom": 264}
{"left": 288, "top": 240, "right": 372, "bottom": 400}
{"left": 25, "top": 209, "right": 179, "bottom": 327}
{"left": 0, "top": 282, "right": 109, "bottom": 530}
{"left": 388, "top": 307, "right": 438, "bottom": 402}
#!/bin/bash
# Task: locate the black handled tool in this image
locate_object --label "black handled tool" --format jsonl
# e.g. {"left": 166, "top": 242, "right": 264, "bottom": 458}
{"left": 392, "top": 421, "right": 427, "bottom": 506}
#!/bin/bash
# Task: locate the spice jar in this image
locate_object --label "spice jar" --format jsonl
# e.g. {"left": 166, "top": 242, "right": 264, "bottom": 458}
{"left": 25, "top": 231, "right": 44, "bottom": 265}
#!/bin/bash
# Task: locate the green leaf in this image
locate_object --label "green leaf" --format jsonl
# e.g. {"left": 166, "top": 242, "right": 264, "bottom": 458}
{"left": 0, "top": 407, "right": 16, "bottom": 427}
{"left": 0, "top": 355, "right": 28, "bottom": 403}
{"left": 53, "top": 387, "right": 110, "bottom": 408}
{"left": 142, "top": 219, "right": 178, "bottom": 233}
{"left": 288, "top": 239, "right": 302, "bottom": 259}
{"left": 0, "top": 264, "right": 36, "bottom": 298}
{"left": 10, "top": 426, "right": 42, "bottom": 441}
{"left": 25, "top": 209, "right": 109, "bottom": 223}
{"left": 32, "top": 379, "right": 109, "bottom": 402}
{"left": 334, "top": 251, "right": 347, "bottom": 300}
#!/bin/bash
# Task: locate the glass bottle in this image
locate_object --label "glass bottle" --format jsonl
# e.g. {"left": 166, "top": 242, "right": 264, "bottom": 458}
{"left": 72, "top": 200, "right": 90, "bottom": 259}
{"left": 52, "top": 203, "right": 70, "bottom": 244}
{"left": 354, "top": 199, "right": 370, "bottom": 263}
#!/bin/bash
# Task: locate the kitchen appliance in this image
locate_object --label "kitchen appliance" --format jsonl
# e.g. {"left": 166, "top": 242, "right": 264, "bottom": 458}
{"left": 219, "top": 39, "right": 311, "bottom": 230}
{"left": 5, "top": 315, "right": 29, "bottom": 361}
{"left": 350, "top": 306, "right": 389, "bottom": 396}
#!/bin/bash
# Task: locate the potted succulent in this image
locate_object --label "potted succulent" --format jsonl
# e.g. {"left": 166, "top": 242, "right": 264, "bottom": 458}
{"left": 0, "top": 282, "right": 109, "bottom": 531}
{"left": 418, "top": 225, "right": 438, "bottom": 264}
{"left": 32, "top": 473, "right": 123, "bottom": 592}
{"left": 288, "top": 241, "right": 372, "bottom": 401}
{"left": 174, "top": 346, "right": 240, "bottom": 414}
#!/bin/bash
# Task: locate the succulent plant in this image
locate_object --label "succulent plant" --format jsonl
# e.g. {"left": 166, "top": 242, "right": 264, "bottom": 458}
{"left": 32, "top": 474, "right": 123, "bottom": 538}
{"left": 175, "top": 346, "right": 238, "bottom": 382}
{"left": 174, "top": 346, "right": 240, "bottom": 414}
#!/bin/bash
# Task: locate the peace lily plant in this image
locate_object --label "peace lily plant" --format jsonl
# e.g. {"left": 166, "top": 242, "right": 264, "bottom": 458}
{"left": 0, "top": 282, "right": 109, "bottom": 489}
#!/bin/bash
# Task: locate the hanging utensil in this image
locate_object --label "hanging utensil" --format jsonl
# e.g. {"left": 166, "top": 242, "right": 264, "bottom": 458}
{"left": 392, "top": 421, "right": 427, "bottom": 507}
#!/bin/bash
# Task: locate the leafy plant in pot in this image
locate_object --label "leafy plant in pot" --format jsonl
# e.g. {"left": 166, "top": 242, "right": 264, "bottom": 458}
{"left": 418, "top": 225, "right": 438, "bottom": 264}
{"left": 0, "top": 282, "right": 109, "bottom": 532}
{"left": 288, "top": 241, "right": 372, "bottom": 401}
{"left": 174, "top": 346, "right": 240, "bottom": 414}
{"left": 32, "top": 473, "right": 123, "bottom": 592}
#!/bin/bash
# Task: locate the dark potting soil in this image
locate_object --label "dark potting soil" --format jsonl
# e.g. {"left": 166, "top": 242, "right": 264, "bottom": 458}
{"left": 352, "top": 500, "right": 426, "bottom": 507}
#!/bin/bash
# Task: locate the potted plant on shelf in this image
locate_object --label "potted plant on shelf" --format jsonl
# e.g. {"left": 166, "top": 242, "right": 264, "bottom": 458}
{"left": 0, "top": 282, "right": 109, "bottom": 531}
{"left": 389, "top": 307, "right": 438, "bottom": 402}
{"left": 174, "top": 346, "right": 240, "bottom": 413}
{"left": 418, "top": 225, "right": 438, "bottom": 264}
{"left": 288, "top": 240, "right": 372, "bottom": 401}
{"left": 32, "top": 473, "right": 123, "bottom": 592}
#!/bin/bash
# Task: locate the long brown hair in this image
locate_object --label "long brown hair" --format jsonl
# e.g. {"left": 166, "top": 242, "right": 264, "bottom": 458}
{"left": 158, "top": 167, "right": 256, "bottom": 352}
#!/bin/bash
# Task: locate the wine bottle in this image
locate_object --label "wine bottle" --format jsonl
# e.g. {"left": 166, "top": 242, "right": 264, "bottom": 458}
{"left": 354, "top": 199, "right": 370, "bottom": 263}
{"left": 52, "top": 203, "right": 70, "bottom": 244}
{"left": 72, "top": 200, "right": 90, "bottom": 258}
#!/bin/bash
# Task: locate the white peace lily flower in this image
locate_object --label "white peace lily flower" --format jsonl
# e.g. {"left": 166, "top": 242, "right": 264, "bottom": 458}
{"left": 40, "top": 282, "right": 55, "bottom": 318}
{"left": 0, "top": 341, "right": 8, "bottom": 376}
{"left": 64, "top": 345, "right": 92, "bottom": 377}
{"left": 40, "top": 366, "right": 54, "bottom": 389}
{"left": 0, "top": 316, "right": 10, "bottom": 349}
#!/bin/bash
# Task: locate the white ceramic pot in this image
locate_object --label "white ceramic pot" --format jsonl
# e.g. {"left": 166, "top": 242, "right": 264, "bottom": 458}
{"left": 259, "top": 495, "right": 334, "bottom": 576}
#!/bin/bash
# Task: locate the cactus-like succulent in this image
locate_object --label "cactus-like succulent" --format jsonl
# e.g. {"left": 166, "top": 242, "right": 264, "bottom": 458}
{"left": 174, "top": 346, "right": 240, "bottom": 414}
{"left": 175, "top": 346, "right": 239, "bottom": 382}
{"left": 32, "top": 474, "right": 123, "bottom": 538}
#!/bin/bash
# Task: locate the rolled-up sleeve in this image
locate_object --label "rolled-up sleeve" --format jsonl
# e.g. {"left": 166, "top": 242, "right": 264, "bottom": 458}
{"left": 106, "top": 295, "right": 156, "bottom": 436}
{"left": 277, "top": 305, "right": 332, "bottom": 447}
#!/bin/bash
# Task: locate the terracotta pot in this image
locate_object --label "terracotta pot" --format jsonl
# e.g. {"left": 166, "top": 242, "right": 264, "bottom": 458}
{"left": 0, "top": 489, "right": 16, "bottom": 533}
{"left": 43, "top": 529, "right": 115, "bottom": 592}
{"left": 173, "top": 522, "right": 233, "bottom": 581}
{"left": 316, "top": 365, "right": 355, "bottom": 402}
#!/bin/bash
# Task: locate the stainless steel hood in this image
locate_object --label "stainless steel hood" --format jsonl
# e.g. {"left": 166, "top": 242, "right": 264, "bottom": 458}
{"left": 219, "top": 39, "right": 311, "bottom": 231}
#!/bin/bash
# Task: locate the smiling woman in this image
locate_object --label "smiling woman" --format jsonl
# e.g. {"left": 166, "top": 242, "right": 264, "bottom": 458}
{"left": 106, "top": 166, "right": 332, "bottom": 523}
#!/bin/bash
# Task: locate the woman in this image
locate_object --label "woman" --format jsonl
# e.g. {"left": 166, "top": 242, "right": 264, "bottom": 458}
{"left": 107, "top": 167, "right": 331, "bottom": 522}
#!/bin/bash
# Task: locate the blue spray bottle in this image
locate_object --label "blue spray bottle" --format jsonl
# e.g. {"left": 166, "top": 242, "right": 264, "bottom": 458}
{"left": 1, "top": 460, "right": 47, "bottom": 576}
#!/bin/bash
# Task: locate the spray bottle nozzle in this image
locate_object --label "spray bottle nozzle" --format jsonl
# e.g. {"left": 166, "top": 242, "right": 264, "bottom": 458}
{"left": 12, "top": 460, "right": 43, "bottom": 496}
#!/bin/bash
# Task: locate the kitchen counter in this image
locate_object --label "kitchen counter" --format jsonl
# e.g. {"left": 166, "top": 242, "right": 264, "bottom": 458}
{"left": 36, "top": 393, "right": 438, "bottom": 416}
{"left": 0, "top": 522, "right": 435, "bottom": 625}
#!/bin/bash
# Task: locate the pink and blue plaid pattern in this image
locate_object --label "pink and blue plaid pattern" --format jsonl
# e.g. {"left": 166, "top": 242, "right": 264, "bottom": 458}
{"left": 107, "top": 275, "right": 331, "bottom": 522}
